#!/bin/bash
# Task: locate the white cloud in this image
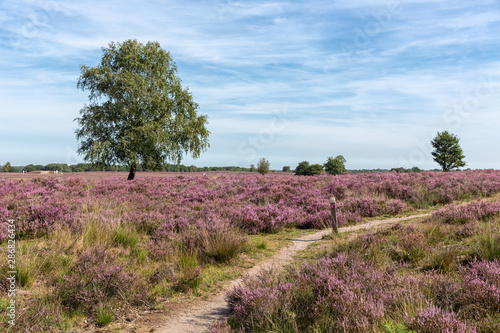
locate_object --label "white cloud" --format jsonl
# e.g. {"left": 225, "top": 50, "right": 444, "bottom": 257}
{"left": 0, "top": 0, "right": 499, "bottom": 168}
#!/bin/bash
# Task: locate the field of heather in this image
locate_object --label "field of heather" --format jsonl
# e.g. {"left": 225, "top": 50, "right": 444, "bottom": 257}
{"left": 1, "top": 170, "right": 500, "bottom": 332}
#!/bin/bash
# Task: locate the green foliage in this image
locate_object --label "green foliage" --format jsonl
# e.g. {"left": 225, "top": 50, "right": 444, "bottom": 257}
{"left": 75, "top": 39, "right": 210, "bottom": 180}
{"left": 45, "top": 163, "right": 71, "bottom": 172}
{"left": 96, "top": 305, "right": 115, "bottom": 326}
{"left": 295, "top": 161, "right": 324, "bottom": 176}
{"left": 112, "top": 226, "right": 139, "bottom": 249}
{"left": 324, "top": 155, "right": 346, "bottom": 175}
{"left": 20, "top": 161, "right": 254, "bottom": 173}
{"left": 23, "top": 164, "right": 42, "bottom": 172}
{"left": 382, "top": 321, "right": 415, "bottom": 333}
{"left": 431, "top": 131, "right": 466, "bottom": 171}
{"left": 175, "top": 251, "right": 201, "bottom": 291}
{"left": 473, "top": 223, "right": 500, "bottom": 261}
{"left": 256, "top": 241, "right": 267, "bottom": 250}
{"left": 2, "top": 162, "right": 14, "bottom": 173}
{"left": 422, "top": 247, "right": 457, "bottom": 272}
{"left": 257, "top": 157, "right": 270, "bottom": 175}
{"left": 15, "top": 257, "right": 35, "bottom": 288}
{"left": 196, "top": 224, "right": 247, "bottom": 263}
{"left": 295, "top": 161, "right": 311, "bottom": 175}
{"left": 282, "top": 166, "right": 291, "bottom": 172}
{"left": 391, "top": 166, "right": 422, "bottom": 173}
{"left": 250, "top": 164, "right": 256, "bottom": 172}
{"left": 309, "top": 163, "right": 324, "bottom": 175}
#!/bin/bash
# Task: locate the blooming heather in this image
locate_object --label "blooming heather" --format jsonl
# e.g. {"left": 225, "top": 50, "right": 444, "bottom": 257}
{"left": 1, "top": 170, "right": 499, "bottom": 243}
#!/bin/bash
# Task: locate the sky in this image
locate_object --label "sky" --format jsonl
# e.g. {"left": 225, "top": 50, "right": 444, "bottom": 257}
{"left": 1, "top": 0, "right": 500, "bottom": 170}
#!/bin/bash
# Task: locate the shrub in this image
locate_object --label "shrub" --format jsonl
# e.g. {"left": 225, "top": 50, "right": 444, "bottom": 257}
{"left": 455, "top": 259, "right": 500, "bottom": 316}
{"left": 391, "top": 225, "right": 427, "bottom": 264}
{"left": 384, "top": 199, "right": 410, "bottom": 215}
{"left": 324, "top": 155, "right": 346, "bottom": 175}
{"left": 405, "top": 306, "right": 476, "bottom": 333}
{"left": 294, "top": 161, "right": 324, "bottom": 175}
{"left": 428, "top": 259, "right": 500, "bottom": 320}
{"left": 194, "top": 218, "right": 247, "bottom": 263}
{"left": 227, "top": 254, "right": 424, "bottom": 332}
{"left": 57, "top": 246, "right": 149, "bottom": 313}
{"left": 18, "top": 203, "right": 74, "bottom": 238}
{"left": 231, "top": 204, "right": 297, "bottom": 234}
{"left": 256, "top": 157, "right": 270, "bottom": 175}
{"left": 340, "top": 197, "right": 382, "bottom": 217}
{"left": 294, "top": 161, "right": 311, "bottom": 175}
{"left": 9, "top": 297, "right": 66, "bottom": 332}
{"left": 309, "top": 163, "right": 324, "bottom": 175}
{"left": 431, "top": 200, "right": 500, "bottom": 225}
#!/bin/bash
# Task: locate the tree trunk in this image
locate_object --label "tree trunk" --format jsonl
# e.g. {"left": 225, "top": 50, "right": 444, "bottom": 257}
{"left": 127, "top": 162, "right": 136, "bottom": 180}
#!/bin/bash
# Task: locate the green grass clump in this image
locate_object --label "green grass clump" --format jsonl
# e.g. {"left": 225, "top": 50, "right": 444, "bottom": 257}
{"left": 382, "top": 321, "right": 416, "bottom": 333}
{"left": 96, "top": 305, "right": 115, "bottom": 326}
{"left": 174, "top": 251, "right": 201, "bottom": 292}
{"left": 473, "top": 223, "right": 500, "bottom": 261}
{"left": 112, "top": 225, "right": 139, "bottom": 249}
{"left": 256, "top": 241, "right": 267, "bottom": 250}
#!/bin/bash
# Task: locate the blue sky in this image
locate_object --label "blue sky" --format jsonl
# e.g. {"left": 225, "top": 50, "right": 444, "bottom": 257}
{"left": 1, "top": 0, "right": 499, "bottom": 170}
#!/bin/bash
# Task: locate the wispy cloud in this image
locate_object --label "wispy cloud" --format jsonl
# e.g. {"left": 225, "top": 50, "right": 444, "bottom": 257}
{"left": 0, "top": 0, "right": 499, "bottom": 168}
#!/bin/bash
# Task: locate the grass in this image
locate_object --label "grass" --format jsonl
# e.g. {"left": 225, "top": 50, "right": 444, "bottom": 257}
{"left": 0, "top": 297, "right": 9, "bottom": 313}
{"left": 256, "top": 240, "right": 267, "bottom": 250}
{"left": 198, "top": 263, "right": 242, "bottom": 296}
{"left": 474, "top": 222, "right": 500, "bottom": 261}
{"left": 96, "top": 305, "right": 115, "bottom": 326}
{"left": 198, "top": 225, "right": 246, "bottom": 263}
{"left": 112, "top": 225, "right": 139, "bottom": 249}
{"left": 174, "top": 251, "right": 201, "bottom": 292}
{"left": 382, "top": 321, "right": 416, "bottom": 333}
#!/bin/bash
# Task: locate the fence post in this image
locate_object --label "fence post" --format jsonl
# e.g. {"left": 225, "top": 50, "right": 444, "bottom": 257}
{"left": 330, "top": 196, "right": 338, "bottom": 234}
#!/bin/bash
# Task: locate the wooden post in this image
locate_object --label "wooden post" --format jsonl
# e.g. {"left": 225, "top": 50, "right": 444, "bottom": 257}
{"left": 330, "top": 196, "right": 338, "bottom": 234}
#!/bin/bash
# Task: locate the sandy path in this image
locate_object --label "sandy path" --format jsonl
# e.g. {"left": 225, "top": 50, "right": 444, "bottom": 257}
{"left": 156, "top": 213, "right": 430, "bottom": 333}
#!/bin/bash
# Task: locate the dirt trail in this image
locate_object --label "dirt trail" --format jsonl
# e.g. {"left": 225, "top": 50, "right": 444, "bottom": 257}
{"left": 156, "top": 213, "right": 430, "bottom": 333}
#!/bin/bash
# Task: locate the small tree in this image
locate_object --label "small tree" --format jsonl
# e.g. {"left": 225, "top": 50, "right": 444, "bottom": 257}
{"left": 75, "top": 40, "right": 209, "bottom": 180}
{"left": 324, "top": 155, "right": 346, "bottom": 175}
{"left": 250, "top": 164, "right": 256, "bottom": 172}
{"left": 282, "top": 166, "right": 291, "bottom": 173}
{"left": 257, "top": 158, "right": 270, "bottom": 175}
{"left": 295, "top": 161, "right": 324, "bottom": 176}
{"left": 295, "top": 161, "right": 311, "bottom": 175}
{"left": 2, "top": 162, "right": 12, "bottom": 173}
{"left": 309, "top": 164, "right": 324, "bottom": 175}
{"left": 431, "top": 131, "right": 466, "bottom": 171}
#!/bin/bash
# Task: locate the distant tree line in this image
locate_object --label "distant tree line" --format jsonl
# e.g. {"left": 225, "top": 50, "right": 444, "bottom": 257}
{"left": 0, "top": 162, "right": 253, "bottom": 173}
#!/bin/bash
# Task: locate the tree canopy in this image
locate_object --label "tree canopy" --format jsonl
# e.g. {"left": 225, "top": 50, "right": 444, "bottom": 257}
{"left": 75, "top": 39, "right": 210, "bottom": 180}
{"left": 324, "top": 155, "right": 346, "bottom": 175}
{"left": 2, "top": 162, "right": 14, "bottom": 173}
{"left": 295, "top": 161, "right": 311, "bottom": 176}
{"left": 257, "top": 157, "right": 270, "bottom": 175}
{"left": 295, "top": 161, "right": 324, "bottom": 176}
{"left": 431, "top": 131, "right": 466, "bottom": 171}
